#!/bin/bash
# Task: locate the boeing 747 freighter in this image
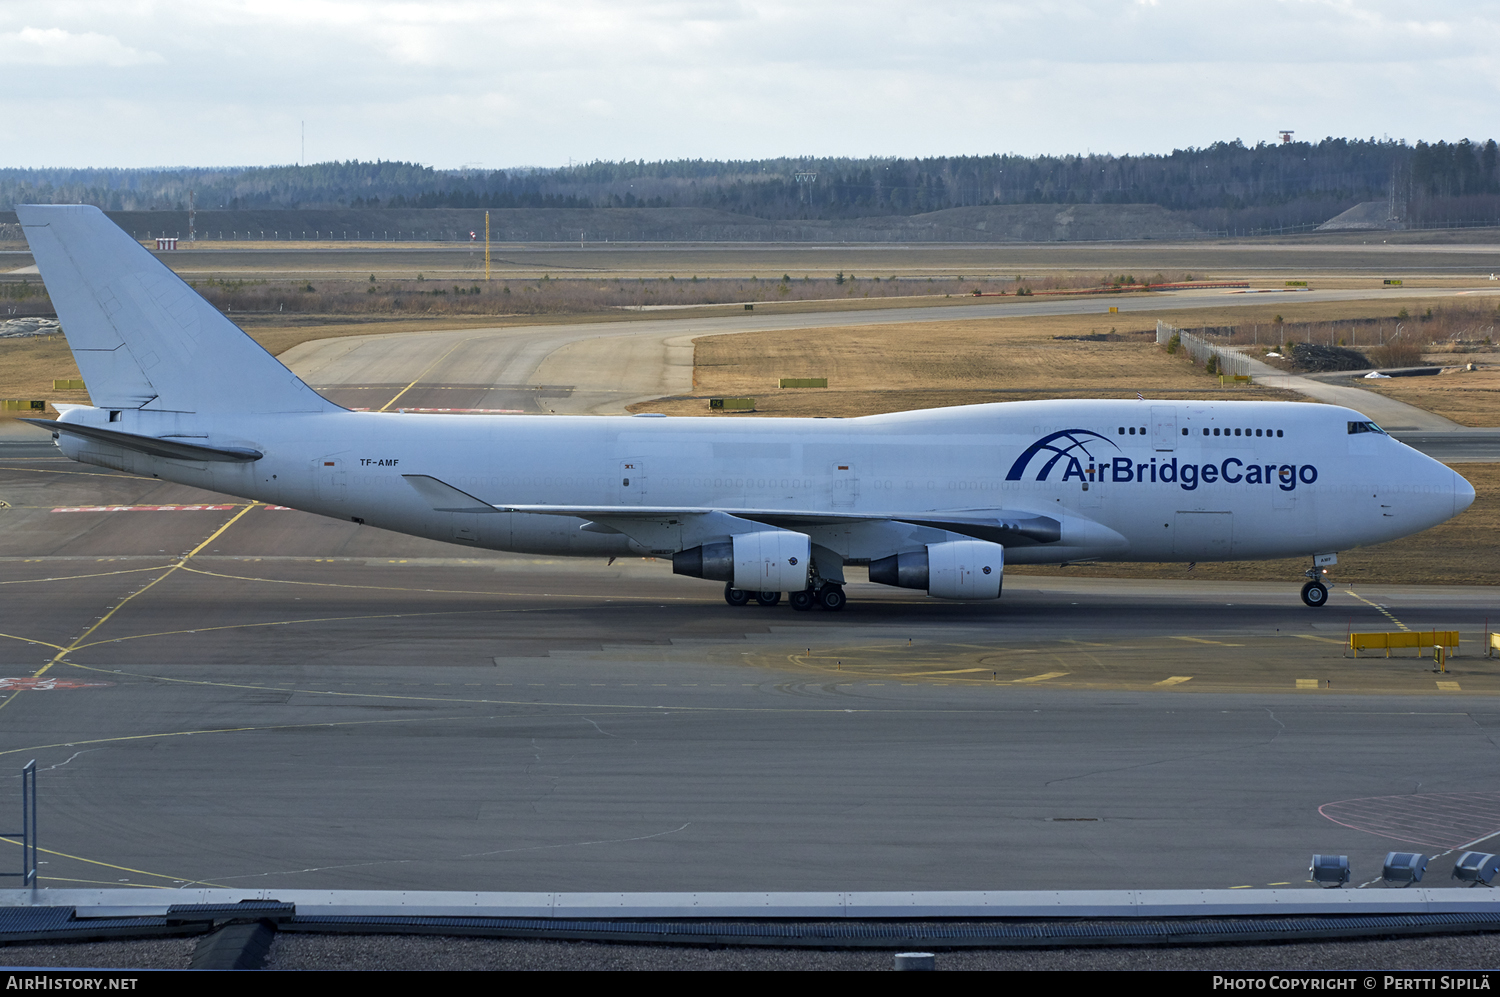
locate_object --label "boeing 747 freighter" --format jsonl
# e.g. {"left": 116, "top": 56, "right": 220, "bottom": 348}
{"left": 16, "top": 206, "right": 1475, "bottom": 610}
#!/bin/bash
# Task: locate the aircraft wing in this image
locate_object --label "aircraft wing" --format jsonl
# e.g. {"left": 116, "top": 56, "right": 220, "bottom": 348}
{"left": 402, "top": 474, "right": 1063, "bottom": 547}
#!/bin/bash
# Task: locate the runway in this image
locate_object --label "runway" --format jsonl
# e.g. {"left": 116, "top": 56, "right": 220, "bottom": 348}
{"left": 1, "top": 451, "right": 1498, "bottom": 896}
{"left": 1390, "top": 430, "right": 1500, "bottom": 462}
{"left": 280, "top": 284, "right": 1500, "bottom": 416}
{"left": 10, "top": 238, "right": 1500, "bottom": 281}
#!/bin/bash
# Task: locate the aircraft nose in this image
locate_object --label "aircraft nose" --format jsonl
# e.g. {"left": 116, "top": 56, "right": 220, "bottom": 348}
{"left": 1455, "top": 469, "right": 1476, "bottom": 516}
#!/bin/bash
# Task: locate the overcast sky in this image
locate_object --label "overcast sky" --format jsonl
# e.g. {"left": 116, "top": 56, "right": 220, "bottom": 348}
{"left": 3, "top": 1, "right": 1496, "bottom": 170}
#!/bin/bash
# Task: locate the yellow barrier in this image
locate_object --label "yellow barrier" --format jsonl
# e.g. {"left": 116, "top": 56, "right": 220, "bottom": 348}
{"left": 1489, "top": 633, "right": 1500, "bottom": 658}
{"left": 709, "top": 397, "right": 755, "bottom": 411}
{"left": 778, "top": 378, "right": 827, "bottom": 389}
{"left": 1349, "top": 631, "right": 1460, "bottom": 658}
{"left": 1, "top": 400, "right": 46, "bottom": 412}
{"left": 52, "top": 379, "right": 85, "bottom": 391}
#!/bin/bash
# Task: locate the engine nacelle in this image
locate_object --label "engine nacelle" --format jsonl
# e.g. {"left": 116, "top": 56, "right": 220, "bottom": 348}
{"left": 672, "top": 541, "right": 734, "bottom": 581}
{"left": 928, "top": 539, "right": 1003, "bottom": 599}
{"left": 673, "top": 530, "right": 811, "bottom": 592}
{"left": 868, "top": 550, "right": 930, "bottom": 590}
{"left": 868, "top": 540, "right": 1004, "bottom": 600}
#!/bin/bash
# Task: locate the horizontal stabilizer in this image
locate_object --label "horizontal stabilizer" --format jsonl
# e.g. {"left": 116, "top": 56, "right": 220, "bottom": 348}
{"left": 22, "top": 419, "right": 262, "bottom": 463}
{"left": 402, "top": 474, "right": 502, "bottom": 513}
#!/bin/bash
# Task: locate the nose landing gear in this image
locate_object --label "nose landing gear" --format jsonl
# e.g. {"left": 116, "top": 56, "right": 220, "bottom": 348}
{"left": 1301, "top": 578, "right": 1329, "bottom": 607}
{"left": 1301, "top": 555, "right": 1336, "bottom": 607}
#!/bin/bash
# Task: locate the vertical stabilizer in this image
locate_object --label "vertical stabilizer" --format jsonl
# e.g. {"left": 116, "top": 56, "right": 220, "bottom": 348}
{"left": 16, "top": 205, "right": 339, "bottom": 414}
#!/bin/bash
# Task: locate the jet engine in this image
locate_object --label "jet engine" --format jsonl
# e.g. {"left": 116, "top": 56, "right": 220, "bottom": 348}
{"left": 868, "top": 539, "right": 1004, "bottom": 600}
{"left": 673, "top": 530, "right": 812, "bottom": 592}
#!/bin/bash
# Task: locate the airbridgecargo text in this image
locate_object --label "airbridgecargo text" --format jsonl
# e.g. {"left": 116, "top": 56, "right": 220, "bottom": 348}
{"left": 1073, "top": 457, "right": 1318, "bottom": 492}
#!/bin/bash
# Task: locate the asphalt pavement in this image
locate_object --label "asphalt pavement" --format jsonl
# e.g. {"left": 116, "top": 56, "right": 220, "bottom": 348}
{"left": 0, "top": 455, "right": 1497, "bottom": 899}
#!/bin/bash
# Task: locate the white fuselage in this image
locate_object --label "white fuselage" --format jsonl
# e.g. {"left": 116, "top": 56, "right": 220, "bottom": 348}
{"left": 56, "top": 397, "right": 1471, "bottom": 567}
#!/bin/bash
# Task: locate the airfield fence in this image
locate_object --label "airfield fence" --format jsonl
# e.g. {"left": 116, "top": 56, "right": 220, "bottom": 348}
{"left": 1157, "top": 320, "right": 1253, "bottom": 378}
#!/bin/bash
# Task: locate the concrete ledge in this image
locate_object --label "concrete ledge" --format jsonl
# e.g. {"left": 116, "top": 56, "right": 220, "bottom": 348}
{"left": 3, "top": 888, "right": 1499, "bottom": 920}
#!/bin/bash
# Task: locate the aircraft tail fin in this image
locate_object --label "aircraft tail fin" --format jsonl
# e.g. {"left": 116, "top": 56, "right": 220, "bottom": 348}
{"left": 16, "top": 204, "right": 339, "bottom": 414}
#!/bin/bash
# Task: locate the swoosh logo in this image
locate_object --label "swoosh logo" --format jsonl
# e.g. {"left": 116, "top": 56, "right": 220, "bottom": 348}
{"left": 1005, "top": 429, "right": 1119, "bottom": 481}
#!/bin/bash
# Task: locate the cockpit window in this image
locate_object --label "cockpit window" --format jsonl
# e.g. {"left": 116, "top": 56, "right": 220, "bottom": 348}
{"left": 1347, "top": 421, "right": 1387, "bottom": 436}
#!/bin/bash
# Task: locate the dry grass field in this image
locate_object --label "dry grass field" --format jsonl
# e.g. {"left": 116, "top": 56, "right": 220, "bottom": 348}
{"left": 0, "top": 334, "right": 84, "bottom": 407}
{"left": 631, "top": 311, "right": 1300, "bottom": 419}
{"left": 1356, "top": 363, "right": 1500, "bottom": 427}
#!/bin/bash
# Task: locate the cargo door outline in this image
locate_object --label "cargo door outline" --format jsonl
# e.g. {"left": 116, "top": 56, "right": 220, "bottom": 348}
{"left": 830, "top": 462, "right": 857, "bottom": 508}
{"left": 619, "top": 459, "right": 646, "bottom": 505}
{"left": 1151, "top": 406, "right": 1177, "bottom": 452}
{"left": 1274, "top": 484, "right": 1315, "bottom": 537}
{"left": 314, "top": 456, "right": 346, "bottom": 502}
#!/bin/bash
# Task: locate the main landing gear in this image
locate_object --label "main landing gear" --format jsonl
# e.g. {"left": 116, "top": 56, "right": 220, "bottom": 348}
{"left": 726, "top": 582, "right": 845, "bottom": 611}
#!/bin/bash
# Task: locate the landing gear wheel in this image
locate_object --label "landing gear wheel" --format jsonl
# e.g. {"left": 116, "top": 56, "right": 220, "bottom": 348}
{"left": 1301, "top": 580, "right": 1329, "bottom": 608}
{"left": 789, "top": 591, "right": 815, "bottom": 612}
{"left": 724, "top": 584, "right": 750, "bottom": 607}
{"left": 818, "top": 585, "right": 847, "bottom": 611}
{"left": 755, "top": 591, "right": 782, "bottom": 607}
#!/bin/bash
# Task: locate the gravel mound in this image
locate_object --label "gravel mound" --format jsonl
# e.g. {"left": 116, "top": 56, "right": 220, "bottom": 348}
{"left": 1288, "top": 343, "right": 1370, "bottom": 372}
{"left": 0, "top": 317, "right": 60, "bottom": 338}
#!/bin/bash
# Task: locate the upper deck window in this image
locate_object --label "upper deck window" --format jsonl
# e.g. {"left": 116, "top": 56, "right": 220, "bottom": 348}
{"left": 1202, "top": 427, "right": 1284, "bottom": 438}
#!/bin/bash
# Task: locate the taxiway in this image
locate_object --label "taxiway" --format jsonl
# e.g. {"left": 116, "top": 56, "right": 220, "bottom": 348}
{"left": 0, "top": 452, "right": 1496, "bottom": 896}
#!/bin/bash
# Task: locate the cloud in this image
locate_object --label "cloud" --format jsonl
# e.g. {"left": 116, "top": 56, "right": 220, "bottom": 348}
{"left": 0, "top": 26, "right": 164, "bottom": 67}
{"left": 0, "top": 1, "right": 1496, "bottom": 166}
